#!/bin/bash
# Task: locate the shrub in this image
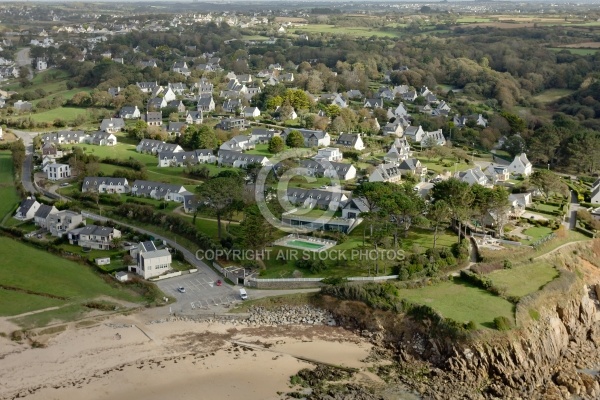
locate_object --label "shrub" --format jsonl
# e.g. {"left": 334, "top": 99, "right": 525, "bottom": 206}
{"left": 493, "top": 316, "right": 513, "bottom": 331}
{"left": 503, "top": 259, "right": 513, "bottom": 269}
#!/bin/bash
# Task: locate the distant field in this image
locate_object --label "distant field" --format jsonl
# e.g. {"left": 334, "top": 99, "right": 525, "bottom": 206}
{"left": 0, "top": 236, "right": 142, "bottom": 323}
{"left": 397, "top": 278, "right": 515, "bottom": 329}
{"left": 21, "top": 106, "right": 87, "bottom": 123}
{"left": 488, "top": 261, "right": 559, "bottom": 298}
{"left": 547, "top": 47, "right": 600, "bottom": 56}
{"left": 0, "top": 151, "right": 19, "bottom": 222}
{"left": 294, "top": 24, "right": 402, "bottom": 38}
{"left": 533, "top": 89, "right": 574, "bottom": 104}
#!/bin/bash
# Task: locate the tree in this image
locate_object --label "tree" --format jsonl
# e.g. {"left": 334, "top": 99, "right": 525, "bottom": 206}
{"left": 529, "top": 170, "right": 567, "bottom": 200}
{"left": 502, "top": 135, "right": 526, "bottom": 158}
{"left": 380, "top": 183, "right": 425, "bottom": 248}
{"left": 194, "top": 176, "right": 244, "bottom": 239}
{"left": 567, "top": 130, "right": 600, "bottom": 174}
{"left": 71, "top": 91, "right": 92, "bottom": 106}
{"left": 426, "top": 200, "right": 451, "bottom": 249}
{"left": 185, "top": 125, "right": 217, "bottom": 149}
{"left": 240, "top": 204, "right": 276, "bottom": 251}
{"left": 286, "top": 130, "right": 304, "bottom": 148}
{"left": 268, "top": 136, "right": 284, "bottom": 154}
{"left": 431, "top": 178, "right": 474, "bottom": 243}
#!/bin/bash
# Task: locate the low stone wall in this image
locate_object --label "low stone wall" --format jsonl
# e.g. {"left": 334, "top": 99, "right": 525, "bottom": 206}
{"left": 149, "top": 271, "right": 182, "bottom": 281}
{"left": 246, "top": 280, "right": 324, "bottom": 289}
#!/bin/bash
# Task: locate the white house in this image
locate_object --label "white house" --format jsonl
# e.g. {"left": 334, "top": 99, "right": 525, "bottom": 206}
{"left": 136, "top": 139, "right": 183, "bottom": 154}
{"left": 119, "top": 106, "right": 141, "bottom": 119}
{"left": 485, "top": 165, "right": 510, "bottom": 184}
{"left": 33, "top": 204, "right": 58, "bottom": 228}
{"left": 82, "top": 177, "right": 129, "bottom": 194}
{"left": 336, "top": 133, "right": 364, "bottom": 151}
{"left": 282, "top": 129, "right": 330, "bottom": 148}
{"left": 100, "top": 118, "right": 125, "bottom": 133}
{"left": 300, "top": 160, "right": 357, "bottom": 181}
{"left": 590, "top": 179, "right": 600, "bottom": 204}
{"left": 315, "top": 147, "right": 343, "bottom": 162}
{"left": 217, "top": 150, "right": 271, "bottom": 168}
{"left": 508, "top": 153, "right": 533, "bottom": 177}
{"left": 14, "top": 197, "right": 40, "bottom": 221}
{"left": 67, "top": 225, "right": 121, "bottom": 250}
{"left": 47, "top": 163, "right": 71, "bottom": 181}
{"left": 243, "top": 107, "right": 261, "bottom": 118}
{"left": 157, "top": 149, "right": 216, "bottom": 167}
{"left": 455, "top": 166, "right": 490, "bottom": 187}
{"left": 128, "top": 241, "right": 172, "bottom": 279}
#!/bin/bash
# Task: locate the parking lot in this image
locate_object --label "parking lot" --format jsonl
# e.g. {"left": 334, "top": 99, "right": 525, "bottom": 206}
{"left": 156, "top": 271, "right": 240, "bottom": 313}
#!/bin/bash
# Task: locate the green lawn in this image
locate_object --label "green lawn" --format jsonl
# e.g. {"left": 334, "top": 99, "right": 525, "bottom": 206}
{"left": 397, "top": 278, "right": 515, "bottom": 329}
{"left": 246, "top": 144, "right": 274, "bottom": 157}
{"left": 57, "top": 243, "right": 127, "bottom": 272}
{"left": 522, "top": 226, "right": 554, "bottom": 245}
{"left": 0, "top": 236, "right": 142, "bottom": 320}
{"left": 0, "top": 151, "right": 19, "bottom": 222}
{"left": 533, "top": 203, "right": 561, "bottom": 214}
{"left": 488, "top": 261, "right": 559, "bottom": 298}
{"left": 0, "top": 289, "right": 65, "bottom": 317}
{"left": 24, "top": 107, "right": 88, "bottom": 124}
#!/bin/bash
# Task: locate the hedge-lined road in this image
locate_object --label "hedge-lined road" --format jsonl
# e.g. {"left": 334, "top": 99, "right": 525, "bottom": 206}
{"left": 11, "top": 129, "right": 39, "bottom": 195}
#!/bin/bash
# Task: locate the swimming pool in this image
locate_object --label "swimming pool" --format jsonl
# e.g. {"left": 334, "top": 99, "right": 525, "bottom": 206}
{"left": 285, "top": 240, "right": 326, "bottom": 250}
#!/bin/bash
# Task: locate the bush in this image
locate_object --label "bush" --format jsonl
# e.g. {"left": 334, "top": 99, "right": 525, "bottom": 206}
{"left": 493, "top": 316, "right": 513, "bottom": 331}
{"left": 503, "top": 259, "right": 513, "bottom": 269}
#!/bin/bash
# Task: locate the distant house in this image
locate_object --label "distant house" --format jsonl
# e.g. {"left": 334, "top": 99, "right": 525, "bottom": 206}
{"left": 216, "top": 118, "right": 248, "bottom": 131}
{"left": 508, "top": 153, "right": 533, "bottom": 177}
{"left": 67, "top": 224, "right": 121, "bottom": 250}
{"left": 82, "top": 177, "right": 129, "bottom": 194}
{"left": 336, "top": 133, "right": 364, "bottom": 151}
{"left": 119, "top": 105, "right": 141, "bottom": 119}
{"left": 398, "top": 158, "right": 427, "bottom": 181}
{"left": 46, "top": 163, "right": 71, "bottom": 181}
{"left": 108, "top": 87, "right": 121, "bottom": 97}
{"left": 185, "top": 110, "right": 203, "bottom": 125}
{"left": 167, "top": 100, "right": 186, "bottom": 114}
{"left": 455, "top": 166, "right": 490, "bottom": 186}
{"left": 282, "top": 129, "right": 330, "bottom": 148}
{"left": 453, "top": 114, "right": 488, "bottom": 128}
{"left": 509, "top": 192, "right": 533, "bottom": 216}
{"left": 88, "top": 131, "right": 117, "bottom": 146}
{"left": 346, "top": 90, "right": 363, "bottom": 100}
{"left": 168, "top": 82, "right": 187, "bottom": 96}
{"left": 250, "top": 128, "right": 281, "bottom": 144}
{"left": 485, "top": 165, "right": 510, "bottom": 184}
{"left": 136, "top": 81, "right": 159, "bottom": 94}
{"left": 369, "top": 163, "right": 403, "bottom": 184}
{"left": 223, "top": 98, "right": 242, "bottom": 113}
{"left": 136, "top": 139, "right": 183, "bottom": 154}
{"left": 363, "top": 98, "right": 383, "bottom": 109}
{"left": 403, "top": 126, "right": 425, "bottom": 142}
{"left": 342, "top": 197, "right": 369, "bottom": 219}
{"left": 384, "top": 138, "right": 412, "bottom": 163}
{"left": 42, "top": 142, "right": 60, "bottom": 158}
{"left": 217, "top": 149, "right": 271, "bottom": 168}
{"left": 382, "top": 120, "right": 404, "bottom": 137}
{"left": 315, "top": 147, "right": 343, "bottom": 162}
{"left": 300, "top": 159, "right": 357, "bottom": 181}
{"left": 197, "top": 96, "right": 215, "bottom": 112}
{"left": 421, "top": 129, "right": 446, "bottom": 147}
{"left": 13, "top": 100, "right": 33, "bottom": 112}
{"left": 100, "top": 118, "right": 125, "bottom": 133}
{"left": 128, "top": 241, "right": 172, "bottom": 279}
{"left": 243, "top": 107, "right": 261, "bottom": 118}
{"left": 47, "top": 210, "right": 83, "bottom": 237}
{"left": 167, "top": 121, "right": 187, "bottom": 135}
{"left": 131, "top": 180, "right": 189, "bottom": 202}
{"left": 284, "top": 188, "right": 347, "bottom": 211}
{"left": 142, "top": 111, "right": 163, "bottom": 126}
{"left": 33, "top": 204, "right": 58, "bottom": 228}
{"left": 147, "top": 97, "right": 167, "bottom": 110}
{"left": 14, "top": 197, "right": 40, "bottom": 221}
{"left": 591, "top": 179, "right": 600, "bottom": 204}
{"left": 41, "top": 131, "right": 87, "bottom": 145}
{"left": 157, "top": 149, "right": 216, "bottom": 167}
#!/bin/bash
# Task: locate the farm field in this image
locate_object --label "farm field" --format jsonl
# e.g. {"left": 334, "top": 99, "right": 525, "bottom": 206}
{"left": 25, "top": 107, "right": 87, "bottom": 123}
{"left": 547, "top": 47, "right": 600, "bottom": 55}
{"left": 397, "top": 278, "right": 515, "bottom": 329}
{"left": 0, "top": 236, "right": 143, "bottom": 325}
{"left": 0, "top": 151, "right": 19, "bottom": 222}
{"left": 293, "top": 24, "right": 403, "bottom": 38}
{"left": 488, "top": 261, "right": 559, "bottom": 298}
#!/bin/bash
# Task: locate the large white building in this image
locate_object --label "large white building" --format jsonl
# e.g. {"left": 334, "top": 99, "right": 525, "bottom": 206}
{"left": 128, "top": 241, "right": 172, "bottom": 279}
{"left": 46, "top": 163, "right": 71, "bottom": 181}
{"left": 508, "top": 153, "right": 533, "bottom": 177}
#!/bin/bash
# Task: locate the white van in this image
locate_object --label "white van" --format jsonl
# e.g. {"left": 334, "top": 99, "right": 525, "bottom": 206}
{"left": 239, "top": 288, "right": 248, "bottom": 300}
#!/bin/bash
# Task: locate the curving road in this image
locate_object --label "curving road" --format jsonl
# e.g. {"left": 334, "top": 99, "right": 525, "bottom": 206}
{"left": 10, "top": 128, "right": 40, "bottom": 195}
{"left": 15, "top": 47, "right": 33, "bottom": 80}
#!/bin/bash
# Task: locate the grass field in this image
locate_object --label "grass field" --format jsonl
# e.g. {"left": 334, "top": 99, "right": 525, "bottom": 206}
{"left": 25, "top": 107, "right": 88, "bottom": 124}
{"left": 397, "top": 278, "right": 515, "bottom": 329}
{"left": 0, "top": 289, "right": 65, "bottom": 317}
{"left": 0, "top": 236, "right": 142, "bottom": 323}
{"left": 547, "top": 47, "right": 600, "bottom": 55}
{"left": 532, "top": 89, "right": 575, "bottom": 104}
{"left": 488, "top": 261, "right": 559, "bottom": 298}
{"left": 522, "top": 226, "right": 554, "bottom": 245}
{"left": 294, "top": 24, "right": 402, "bottom": 38}
{"left": 0, "top": 151, "right": 19, "bottom": 222}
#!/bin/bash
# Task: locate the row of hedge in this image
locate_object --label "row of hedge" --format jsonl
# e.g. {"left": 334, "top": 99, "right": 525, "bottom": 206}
{"left": 459, "top": 270, "right": 520, "bottom": 304}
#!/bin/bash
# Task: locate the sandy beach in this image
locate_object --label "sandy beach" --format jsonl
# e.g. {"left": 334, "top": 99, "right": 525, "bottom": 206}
{"left": 0, "top": 313, "right": 378, "bottom": 400}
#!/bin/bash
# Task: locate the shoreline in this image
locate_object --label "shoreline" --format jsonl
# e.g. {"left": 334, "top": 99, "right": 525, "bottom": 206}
{"left": 0, "top": 311, "right": 382, "bottom": 400}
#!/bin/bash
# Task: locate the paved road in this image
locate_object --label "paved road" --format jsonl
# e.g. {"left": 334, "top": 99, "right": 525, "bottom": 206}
{"left": 15, "top": 47, "right": 33, "bottom": 80}
{"left": 568, "top": 190, "right": 579, "bottom": 230}
{"left": 10, "top": 128, "right": 41, "bottom": 195}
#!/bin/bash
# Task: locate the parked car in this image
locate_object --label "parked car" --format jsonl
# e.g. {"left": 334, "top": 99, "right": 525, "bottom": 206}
{"left": 216, "top": 280, "right": 222, "bottom": 286}
{"left": 177, "top": 286, "right": 186, "bottom": 293}
{"left": 59, "top": 182, "right": 69, "bottom": 187}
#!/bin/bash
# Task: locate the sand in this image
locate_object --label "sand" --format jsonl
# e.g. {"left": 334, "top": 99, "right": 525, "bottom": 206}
{"left": 0, "top": 313, "right": 377, "bottom": 400}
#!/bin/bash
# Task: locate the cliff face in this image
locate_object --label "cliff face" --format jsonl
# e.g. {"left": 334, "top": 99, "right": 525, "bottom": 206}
{"left": 411, "top": 241, "right": 600, "bottom": 399}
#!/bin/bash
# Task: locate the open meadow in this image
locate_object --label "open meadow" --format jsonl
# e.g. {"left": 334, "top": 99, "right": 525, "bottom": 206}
{"left": 0, "top": 151, "right": 19, "bottom": 222}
